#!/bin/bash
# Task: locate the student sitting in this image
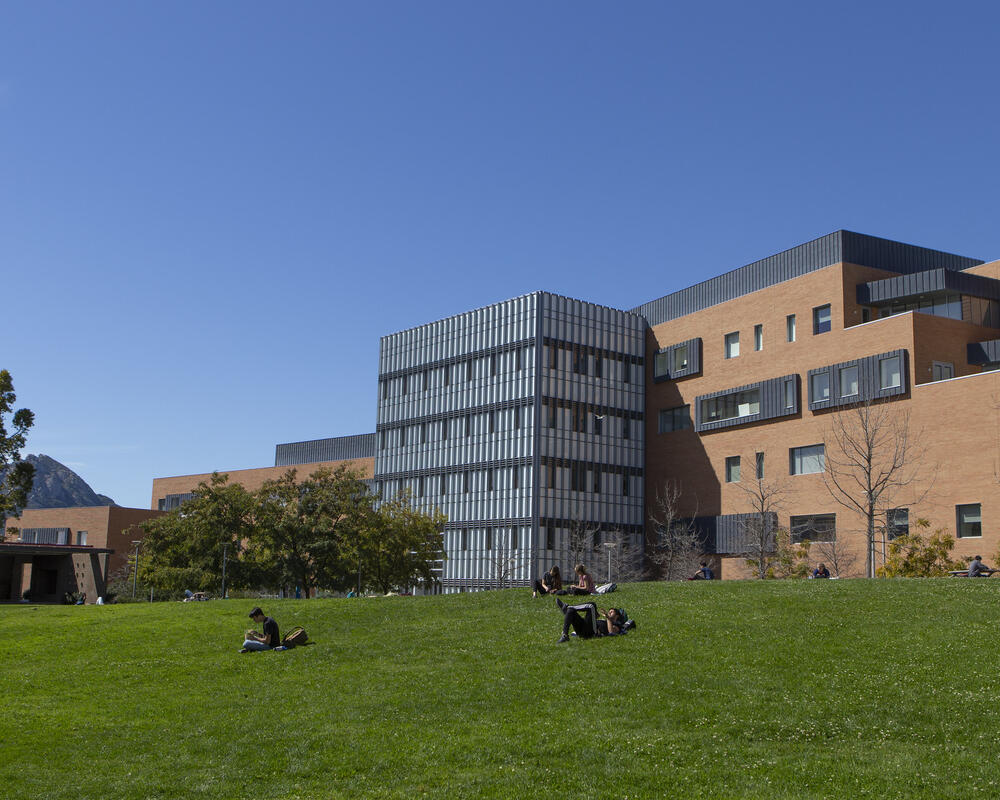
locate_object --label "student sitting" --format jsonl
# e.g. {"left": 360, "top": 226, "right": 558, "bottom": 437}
{"left": 241, "top": 607, "right": 280, "bottom": 652}
{"left": 811, "top": 563, "right": 831, "bottom": 579}
{"left": 689, "top": 561, "right": 714, "bottom": 580}
{"left": 566, "top": 563, "right": 596, "bottom": 595}
{"left": 532, "top": 565, "right": 563, "bottom": 597}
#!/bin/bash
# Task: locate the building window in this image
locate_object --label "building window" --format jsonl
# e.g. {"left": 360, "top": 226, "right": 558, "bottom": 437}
{"left": 573, "top": 347, "right": 587, "bottom": 375}
{"left": 465, "top": 414, "right": 471, "bottom": 437}
{"left": 810, "top": 372, "right": 831, "bottom": 403}
{"left": 514, "top": 407, "right": 521, "bottom": 429}
{"left": 593, "top": 467, "right": 601, "bottom": 494}
{"left": 725, "top": 456, "right": 741, "bottom": 483}
{"left": 957, "top": 503, "right": 982, "bottom": 538}
{"left": 622, "top": 473, "right": 629, "bottom": 497}
{"left": 486, "top": 530, "right": 493, "bottom": 551}
{"left": 594, "top": 415, "right": 603, "bottom": 436}
{"left": 545, "top": 526, "right": 555, "bottom": 550}
{"left": 724, "top": 332, "right": 740, "bottom": 359}
{"left": 880, "top": 355, "right": 901, "bottom": 389}
{"left": 548, "top": 404, "right": 557, "bottom": 428}
{"left": 786, "top": 314, "right": 796, "bottom": 342}
{"left": 512, "top": 467, "right": 519, "bottom": 490}
{"left": 755, "top": 452, "right": 764, "bottom": 480}
{"left": 839, "top": 365, "right": 859, "bottom": 398}
{"left": 658, "top": 405, "right": 692, "bottom": 433}
{"left": 784, "top": 378, "right": 795, "bottom": 409}
{"left": 623, "top": 359, "right": 630, "bottom": 384}
{"left": 754, "top": 324, "right": 763, "bottom": 351}
{"left": 653, "top": 351, "right": 669, "bottom": 378}
{"left": 932, "top": 361, "right": 954, "bottom": 381}
{"left": 488, "top": 411, "right": 495, "bottom": 433}
{"left": 441, "top": 419, "right": 449, "bottom": 441}
{"left": 623, "top": 417, "right": 630, "bottom": 440}
{"left": 549, "top": 345, "right": 558, "bottom": 370}
{"left": 463, "top": 471, "right": 470, "bottom": 493}
{"left": 487, "top": 469, "right": 494, "bottom": 491}
{"left": 467, "top": 360, "right": 474, "bottom": 381}
{"left": 790, "top": 444, "right": 825, "bottom": 475}
{"left": 790, "top": 514, "right": 836, "bottom": 543}
{"left": 701, "top": 390, "right": 759, "bottom": 424}
{"left": 423, "top": 369, "right": 429, "bottom": 390}
{"left": 594, "top": 355, "right": 603, "bottom": 378}
{"left": 402, "top": 375, "right": 408, "bottom": 395}
{"left": 420, "top": 422, "right": 427, "bottom": 444}
{"left": 399, "top": 426, "right": 406, "bottom": 446}
{"left": 461, "top": 529, "right": 468, "bottom": 551}
{"left": 674, "top": 345, "right": 689, "bottom": 372}
{"left": 440, "top": 475, "right": 447, "bottom": 496}
{"left": 418, "top": 476, "right": 425, "bottom": 497}
{"left": 813, "top": 304, "right": 831, "bottom": 335}
{"left": 379, "top": 431, "right": 386, "bottom": 450}
{"left": 887, "top": 507, "right": 908, "bottom": 539}
{"left": 444, "top": 365, "right": 451, "bottom": 386}
{"left": 76, "top": 531, "right": 88, "bottom": 546}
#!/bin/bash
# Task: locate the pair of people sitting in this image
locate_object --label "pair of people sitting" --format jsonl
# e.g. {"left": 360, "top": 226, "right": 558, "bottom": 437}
{"left": 533, "top": 563, "right": 597, "bottom": 596}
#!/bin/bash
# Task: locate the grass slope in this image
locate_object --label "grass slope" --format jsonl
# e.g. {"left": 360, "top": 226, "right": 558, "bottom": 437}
{"left": 3, "top": 580, "right": 1000, "bottom": 799}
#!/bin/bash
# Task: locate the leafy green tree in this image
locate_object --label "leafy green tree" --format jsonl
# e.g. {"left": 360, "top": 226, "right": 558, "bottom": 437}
{"left": 876, "top": 518, "right": 964, "bottom": 577}
{"left": 140, "top": 473, "right": 258, "bottom": 594}
{"left": 0, "top": 369, "right": 35, "bottom": 526}
{"left": 251, "top": 465, "right": 374, "bottom": 597}
{"left": 361, "top": 489, "right": 445, "bottom": 594}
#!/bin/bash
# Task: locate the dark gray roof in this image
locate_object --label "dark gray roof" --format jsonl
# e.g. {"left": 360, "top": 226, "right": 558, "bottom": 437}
{"left": 274, "top": 434, "right": 376, "bottom": 466}
{"left": 632, "top": 231, "right": 983, "bottom": 327}
{"left": 858, "top": 268, "right": 1000, "bottom": 305}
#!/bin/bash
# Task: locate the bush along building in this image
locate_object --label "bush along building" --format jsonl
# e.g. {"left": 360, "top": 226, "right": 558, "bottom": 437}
{"left": 153, "top": 230, "right": 1000, "bottom": 586}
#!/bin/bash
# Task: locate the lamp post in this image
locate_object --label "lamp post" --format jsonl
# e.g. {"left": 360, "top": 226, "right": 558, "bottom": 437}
{"left": 603, "top": 541, "right": 616, "bottom": 583}
{"left": 221, "top": 543, "right": 228, "bottom": 600}
{"left": 131, "top": 540, "right": 142, "bottom": 600}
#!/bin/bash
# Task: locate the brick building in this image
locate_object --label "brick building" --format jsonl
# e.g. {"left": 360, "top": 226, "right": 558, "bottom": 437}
{"left": 154, "top": 230, "right": 1000, "bottom": 584}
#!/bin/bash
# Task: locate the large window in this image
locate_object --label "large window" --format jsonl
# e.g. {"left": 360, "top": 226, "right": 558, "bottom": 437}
{"left": 790, "top": 514, "right": 836, "bottom": 543}
{"left": 810, "top": 372, "right": 831, "bottom": 403}
{"left": 887, "top": 507, "right": 909, "bottom": 540}
{"left": 658, "top": 405, "right": 691, "bottom": 433}
{"left": 839, "top": 365, "right": 859, "bottom": 398}
{"left": 725, "top": 456, "right": 741, "bottom": 483}
{"left": 932, "top": 361, "right": 954, "bottom": 381}
{"left": 701, "top": 389, "right": 759, "bottom": 424}
{"left": 880, "top": 293, "right": 962, "bottom": 321}
{"left": 653, "top": 351, "right": 669, "bottom": 378}
{"left": 957, "top": 504, "right": 982, "bottom": 538}
{"left": 724, "top": 332, "right": 740, "bottom": 359}
{"left": 880, "top": 355, "right": 901, "bottom": 389}
{"left": 790, "top": 444, "right": 825, "bottom": 475}
{"left": 813, "top": 304, "right": 832, "bottom": 334}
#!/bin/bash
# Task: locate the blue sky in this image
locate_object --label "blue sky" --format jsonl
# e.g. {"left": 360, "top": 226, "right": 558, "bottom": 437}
{"left": 2, "top": 2, "right": 998, "bottom": 508}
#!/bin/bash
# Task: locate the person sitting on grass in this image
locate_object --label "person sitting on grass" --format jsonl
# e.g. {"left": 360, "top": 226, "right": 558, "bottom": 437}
{"left": 555, "top": 598, "right": 632, "bottom": 643}
{"left": 532, "top": 564, "right": 563, "bottom": 598}
{"left": 241, "top": 607, "right": 280, "bottom": 652}
{"left": 689, "top": 561, "right": 714, "bottom": 580}
{"left": 566, "top": 563, "right": 596, "bottom": 595}
{"left": 811, "top": 563, "right": 831, "bottom": 579}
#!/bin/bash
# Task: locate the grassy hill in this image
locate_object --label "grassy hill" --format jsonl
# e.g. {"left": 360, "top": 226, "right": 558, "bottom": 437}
{"left": 3, "top": 579, "right": 1000, "bottom": 799}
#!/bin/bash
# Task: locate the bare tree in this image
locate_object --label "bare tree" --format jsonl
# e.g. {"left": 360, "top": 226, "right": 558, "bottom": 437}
{"left": 601, "top": 528, "right": 644, "bottom": 583}
{"left": 822, "top": 399, "right": 931, "bottom": 578}
{"left": 566, "top": 517, "right": 600, "bottom": 571}
{"left": 735, "top": 459, "right": 788, "bottom": 580}
{"left": 647, "top": 481, "right": 703, "bottom": 580}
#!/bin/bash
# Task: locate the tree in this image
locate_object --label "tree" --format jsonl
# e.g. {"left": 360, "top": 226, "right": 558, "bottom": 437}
{"left": 810, "top": 535, "right": 859, "bottom": 578}
{"left": 140, "top": 473, "right": 259, "bottom": 594}
{"left": 736, "top": 459, "right": 788, "bottom": 579}
{"left": 823, "top": 400, "right": 930, "bottom": 578}
{"left": 876, "top": 518, "right": 964, "bottom": 577}
{"left": 601, "top": 528, "right": 644, "bottom": 583}
{"left": 566, "top": 517, "right": 600, "bottom": 571}
{"left": 646, "top": 481, "right": 702, "bottom": 580}
{"left": 252, "top": 465, "right": 374, "bottom": 597}
{"left": 361, "top": 489, "right": 445, "bottom": 594}
{"left": 0, "top": 369, "right": 35, "bottom": 526}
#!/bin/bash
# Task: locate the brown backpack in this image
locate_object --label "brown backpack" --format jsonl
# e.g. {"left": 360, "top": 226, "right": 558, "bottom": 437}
{"left": 281, "top": 626, "right": 308, "bottom": 648}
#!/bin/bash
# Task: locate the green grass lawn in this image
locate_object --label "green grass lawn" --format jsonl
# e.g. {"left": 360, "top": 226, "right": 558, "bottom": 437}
{"left": 3, "top": 579, "right": 1000, "bottom": 799}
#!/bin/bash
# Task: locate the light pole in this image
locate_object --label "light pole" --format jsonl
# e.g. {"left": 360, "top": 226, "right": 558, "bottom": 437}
{"left": 131, "top": 540, "right": 142, "bottom": 600}
{"left": 603, "top": 541, "right": 616, "bottom": 583}
{"left": 221, "top": 543, "right": 228, "bottom": 600}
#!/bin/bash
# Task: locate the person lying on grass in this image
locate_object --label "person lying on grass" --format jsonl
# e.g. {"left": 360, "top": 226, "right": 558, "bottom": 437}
{"left": 555, "top": 598, "right": 634, "bottom": 643}
{"left": 241, "top": 607, "right": 280, "bottom": 652}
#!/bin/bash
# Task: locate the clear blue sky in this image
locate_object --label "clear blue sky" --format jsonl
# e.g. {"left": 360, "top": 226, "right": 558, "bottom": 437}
{"left": 3, "top": 2, "right": 998, "bottom": 508}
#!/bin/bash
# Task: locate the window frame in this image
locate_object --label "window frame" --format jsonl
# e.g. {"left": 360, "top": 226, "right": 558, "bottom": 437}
{"left": 813, "top": 304, "right": 832, "bottom": 335}
{"left": 790, "top": 444, "right": 825, "bottom": 476}
{"left": 724, "top": 331, "right": 740, "bottom": 359}
{"left": 725, "top": 455, "right": 741, "bottom": 483}
{"left": 957, "top": 503, "right": 982, "bottom": 538}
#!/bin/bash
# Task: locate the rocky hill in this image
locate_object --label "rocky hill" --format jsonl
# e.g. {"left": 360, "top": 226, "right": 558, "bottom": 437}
{"left": 19, "top": 454, "right": 115, "bottom": 508}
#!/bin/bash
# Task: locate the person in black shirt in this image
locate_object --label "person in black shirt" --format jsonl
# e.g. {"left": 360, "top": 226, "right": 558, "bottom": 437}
{"left": 555, "top": 598, "right": 631, "bottom": 643}
{"left": 241, "top": 607, "right": 280, "bottom": 652}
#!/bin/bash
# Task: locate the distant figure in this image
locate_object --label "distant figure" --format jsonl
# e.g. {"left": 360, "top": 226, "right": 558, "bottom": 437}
{"left": 566, "top": 564, "right": 596, "bottom": 595}
{"left": 532, "top": 565, "right": 563, "bottom": 598}
{"left": 555, "top": 598, "right": 633, "bottom": 642}
{"left": 346, "top": 589, "right": 357, "bottom": 598}
{"left": 96, "top": 596, "right": 105, "bottom": 605}
{"left": 75, "top": 593, "right": 87, "bottom": 605}
{"left": 241, "top": 607, "right": 280, "bottom": 652}
{"left": 812, "top": 563, "right": 831, "bottom": 579}
{"left": 968, "top": 555, "right": 991, "bottom": 578}
{"left": 690, "top": 561, "right": 714, "bottom": 580}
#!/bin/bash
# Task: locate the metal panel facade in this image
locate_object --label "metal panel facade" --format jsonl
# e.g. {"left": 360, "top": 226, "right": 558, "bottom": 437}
{"left": 807, "top": 350, "right": 908, "bottom": 411}
{"left": 274, "top": 434, "right": 376, "bottom": 466}
{"left": 694, "top": 375, "right": 799, "bottom": 433}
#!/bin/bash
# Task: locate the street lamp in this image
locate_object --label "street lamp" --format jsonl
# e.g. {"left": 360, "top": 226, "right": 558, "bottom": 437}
{"left": 221, "top": 543, "right": 228, "bottom": 600}
{"left": 131, "top": 540, "right": 142, "bottom": 600}
{"left": 602, "top": 541, "right": 616, "bottom": 583}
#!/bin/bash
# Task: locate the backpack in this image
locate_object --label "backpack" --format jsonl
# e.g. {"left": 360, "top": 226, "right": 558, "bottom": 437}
{"left": 595, "top": 582, "right": 617, "bottom": 594}
{"left": 281, "top": 626, "right": 308, "bottom": 648}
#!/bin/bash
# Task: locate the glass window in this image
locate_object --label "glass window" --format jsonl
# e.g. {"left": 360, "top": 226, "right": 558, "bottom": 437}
{"left": 674, "top": 345, "right": 689, "bottom": 372}
{"left": 887, "top": 508, "right": 908, "bottom": 539}
{"left": 725, "top": 456, "right": 741, "bottom": 483}
{"left": 700, "top": 390, "right": 760, "bottom": 423}
{"left": 658, "top": 405, "right": 692, "bottom": 433}
{"left": 724, "top": 332, "right": 740, "bottom": 359}
{"left": 784, "top": 378, "right": 795, "bottom": 409}
{"left": 653, "top": 351, "right": 669, "bottom": 378}
{"left": 790, "top": 514, "right": 836, "bottom": 543}
{"left": 811, "top": 372, "right": 831, "bottom": 403}
{"left": 786, "top": 314, "right": 796, "bottom": 342}
{"left": 790, "top": 444, "right": 825, "bottom": 475}
{"left": 932, "top": 361, "right": 954, "bottom": 381}
{"left": 813, "top": 304, "right": 832, "bottom": 334}
{"left": 754, "top": 324, "right": 763, "bottom": 351}
{"left": 755, "top": 452, "right": 765, "bottom": 480}
{"left": 76, "top": 531, "right": 88, "bottom": 546}
{"left": 880, "top": 356, "right": 901, "bottom": 389}
{"left": 840, "top": 365, "right": 859, "bottom": 397}
{"left": 957, "top": 504, "right": 982, "bottom": 538}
